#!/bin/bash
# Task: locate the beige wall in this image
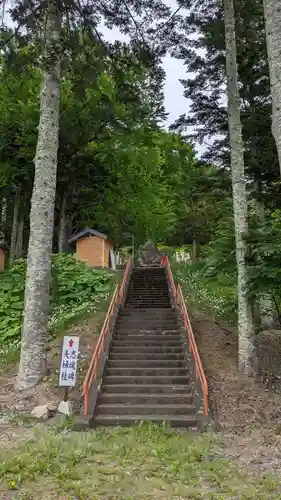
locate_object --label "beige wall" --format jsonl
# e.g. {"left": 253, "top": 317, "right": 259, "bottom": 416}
{"left": 76, "top": 236, "right": 112, "bottom": 267}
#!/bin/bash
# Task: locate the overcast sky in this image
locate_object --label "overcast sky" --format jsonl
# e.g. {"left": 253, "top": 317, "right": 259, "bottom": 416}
{"left": 100, "top": 0, "right": 190, "bottom": 128}
{"left": 5, "top": 0, "right": 191, "bottom": 127}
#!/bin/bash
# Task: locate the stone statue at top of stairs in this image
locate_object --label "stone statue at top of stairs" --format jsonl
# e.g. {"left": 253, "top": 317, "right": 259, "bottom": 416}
{"left": 138, "top": 240, "right": 163, "bottom": 267}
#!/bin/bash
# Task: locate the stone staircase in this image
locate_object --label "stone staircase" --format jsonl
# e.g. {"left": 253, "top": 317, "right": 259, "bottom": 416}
{"left": 92, "top": 267, "right": 198, "bottom": 428}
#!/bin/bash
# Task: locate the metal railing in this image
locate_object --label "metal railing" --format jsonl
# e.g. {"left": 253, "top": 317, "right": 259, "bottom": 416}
{"left": 161, "top": 255, "right": 209, "bottom": 416}
{"left": 161, "top": 255, "right": 177, "bottom": 301}
{"left": 82, "top": 258, "right": 132, "bottom": 415}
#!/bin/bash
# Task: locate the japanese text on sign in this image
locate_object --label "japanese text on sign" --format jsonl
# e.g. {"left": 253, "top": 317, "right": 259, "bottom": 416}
{"left": 59, "top": 336, "right": 80, "bottom": 387}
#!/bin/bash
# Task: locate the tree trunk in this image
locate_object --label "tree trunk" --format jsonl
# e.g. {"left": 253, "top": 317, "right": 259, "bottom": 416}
{"left": 16, "top": 0, "right": 61, "bottom": 391}
{"left": 16, "top": 213, "right": 24, "bottom": 258}
{"left": 192, "top": 238, "right": 197, "bottom": 264}
{"left": 224, "top": 0, "right": 255, "bottom": 374}
{"left": 252, "top": 195, "right": 275, "bottom": 329}
{"left": 263, "top": 0, "right": 281, "bottom": 175}
{"left": 0, "top": 196, "right": 7, "bottom": 245}
{"left": 65, "top": 212, "right": 74, "bottom": 253}
{"left": 260, "top": 295, "right": 275, "bottom": 329}
{"left": 9, "top": 193, "right": 20, "bottom": 268}
{"left": 58, "top": 191, "right": 67, "bottom": 253}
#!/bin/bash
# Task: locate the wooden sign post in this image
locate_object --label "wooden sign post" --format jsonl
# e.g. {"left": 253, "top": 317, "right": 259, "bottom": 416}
{"left": 58, "top": 336, "right": 80, "bottom": 415}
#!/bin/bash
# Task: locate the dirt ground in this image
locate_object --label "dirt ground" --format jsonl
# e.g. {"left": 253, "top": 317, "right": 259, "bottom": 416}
{"left": 1, "top": 308, "right": 281, "bottom": 478}
{"left": 0, "top": 312, "right": 102, "bottom": 450}
{"left": 192, "top": 310, "right": 281, "bottom": 474}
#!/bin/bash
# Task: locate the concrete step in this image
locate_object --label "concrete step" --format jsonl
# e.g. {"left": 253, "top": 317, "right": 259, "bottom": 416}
{"left": 110, "top": 343, "right": 183, "bottom": 352}
{"left": 103, "top": 375, "right": 190, "bottom": 385}
{"left": 127, "top": 292, "right": 169, "bottom": 296}
{"left": 128, "top": 283, "right": 168, "bottom": 287}
{"left": 113, "top": 332, "right": 182, "bottom": 344}
{"left": 112, "top": 336, "right": 182, "bottom": 343}
{"left": 113, "top": 335, "right": 181, "bottom": 342}
{"left": 127, "top": 296, "right": 170, "bottom": 300}
{"left": 128, "top": 288, "right": 169, "bottom": 291}
{"left": 126, "top": 294, "right": 169, "bottom": 297}
{"left": 119, "top": 311, "right": 175, "bottom": 318}
{"left": 93, "top": 414, "right": 197, "bottom": 428}
{"left": 111, "top": 341, "right": 182, "bottom": 349}
{"left": 125, "top": 303, "right": 171, "bottom": 307}
{"left": 127, "top": 290, "right": 169, "bottom": 293}
{"left": 117, "top": 316, "right": 176, "bottom": 321}
{"left": 102, "top": 384, "right": 192, "bottom": 394}
{"left": 108, "top": 359, "right": 186, "bottom": 368}
{"left": 128, "top": 287, "right": 168, "bottom": 290}
{"left": 116, "top": 321, "right": 177, "bottom": 328}
{"left": 95, "top": 403, "right": 195, "bottom": 416}
{"left": 110, "top": 344, "right": 182, "bottom": 359}
{"left": 115, "top": 327, "right": 179, "bottom": 333}
{"left": 129, "top": 279, "right": 168, "bottom": 282}
{"left": 116, "top": 327, "right": 177, "bottom": 331}
{"left": 126, "top": 296, "right": 170, "bottom": 299}
{"left": 127, "top": 299, "right": 170, "bottom": 302}
{"left": 106, "top": 367, "right": 188, "bottom": 377}
{"left": 109, "top": 352, "right": 185, "bottom": 360}
{"left": 126, "top": 305, "right": 171, "bottom": 309}
{"left": 128, "top": 289, "right": 169, "bottom": 293}
{"left": 128, "top": 290, "right": 169, "bottom": 294}
{"left": 128, "top": 276, "right": 168, "bottom": 279}
{"left": 127, "top": 294, "right": 169, "bottom": 297}
{"left": 120, "top": 306, "right": 176, "bottom": 314}
{"left": 114, "top": 328, "right": 180, "bottom": 334}
{"left": 98, "top": 393, "right": 193, "bottom": 404}
{"left": 117, "top": 315, "right": 176, "bottom": 324}
{"left": 125, "top": 306, "right": 171, "bottom": 310}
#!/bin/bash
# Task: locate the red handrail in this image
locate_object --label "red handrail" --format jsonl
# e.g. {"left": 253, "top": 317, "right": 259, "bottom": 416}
{"left": 161, "top": 255, "right": 177, "bottom": 301}
{"left": 177, "top": 285, "right": 208, "bottom": 416}
{"left": 83, "top": 258, "right": 132, "bottom": 415}
{"left": 119, "top": 257, "right": 132, "bottom": 303}
{"left": 161, "top": 255, "right": 208, "bottom": 416}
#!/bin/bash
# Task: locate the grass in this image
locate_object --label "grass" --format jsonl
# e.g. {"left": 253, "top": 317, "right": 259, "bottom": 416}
{"left": 0, "top": 424, "right": 280, "bottom": 499}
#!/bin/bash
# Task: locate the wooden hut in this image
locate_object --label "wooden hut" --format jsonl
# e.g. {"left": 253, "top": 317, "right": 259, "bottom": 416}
{"left": 68, "top": 228, "right": 113, "bottom": 268}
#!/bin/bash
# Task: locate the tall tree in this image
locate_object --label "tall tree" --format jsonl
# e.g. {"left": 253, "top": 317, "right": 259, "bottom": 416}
{"left": 16, "top": 0, "right": 61, "bottom": 390}
{"left": 224, "top": 0, "right": 255, "bottom": 374}
{"left": 263, "top": 0, "right": 281, "bottom": 175}
{"left": 172, "top": 0, "right": 279, "bottom": 196}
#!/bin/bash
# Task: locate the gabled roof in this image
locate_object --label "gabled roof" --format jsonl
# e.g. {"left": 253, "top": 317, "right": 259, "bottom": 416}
{"left": 68, "top": 227, "right": 108, "bottom": 244}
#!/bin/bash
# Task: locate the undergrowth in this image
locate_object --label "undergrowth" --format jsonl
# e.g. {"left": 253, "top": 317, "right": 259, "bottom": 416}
{"left": 0, "top": 423, "right": 279, "bottom": 499}
{"left": 174, "top": 262, "right": 237, "bottom": 323}
{"left": 0, "top": 254, "right": 117, "bottom": 362}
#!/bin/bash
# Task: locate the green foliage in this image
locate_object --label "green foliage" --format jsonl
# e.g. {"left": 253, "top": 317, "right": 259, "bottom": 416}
{"left": 0, "top": 254, "right": 112, "bottom": 343}
{"left": 52, "top": 253, "right": 111, "bottom": 302}
{"left": 174, "top": 0, "right": 280, "bottom": 204}
{"left": 157, "top": 243, "right": 175, "bottom": 257}
{"left": 247, "top": 211, "right": 281, "bottom": 301}
{"left": 0, "top": 260, "right": 26, "bottom": 340}
{"left": 0, "top": 32, "right": 196, "bottom": 250}
{"left": 174, "top": 262, "right": 237, "bottom": 323}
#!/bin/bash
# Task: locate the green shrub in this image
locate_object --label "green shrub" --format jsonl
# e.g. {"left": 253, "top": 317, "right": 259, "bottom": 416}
{"left": 0, "top": 259, "right": 26, "bottom": 341}
{"left": 0, "top": 254, "right": 112, "bottom": 344}
{"left": 174, "top": 263, "right": 237, "bottom": 322}
{"left": 157, "top": 244, "right": 175, "bottom": 257}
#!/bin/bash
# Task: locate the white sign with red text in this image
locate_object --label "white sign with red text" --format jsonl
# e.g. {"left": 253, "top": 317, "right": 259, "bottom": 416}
{"left": 59, "top": 336, "right": 80, "bottom": 387}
